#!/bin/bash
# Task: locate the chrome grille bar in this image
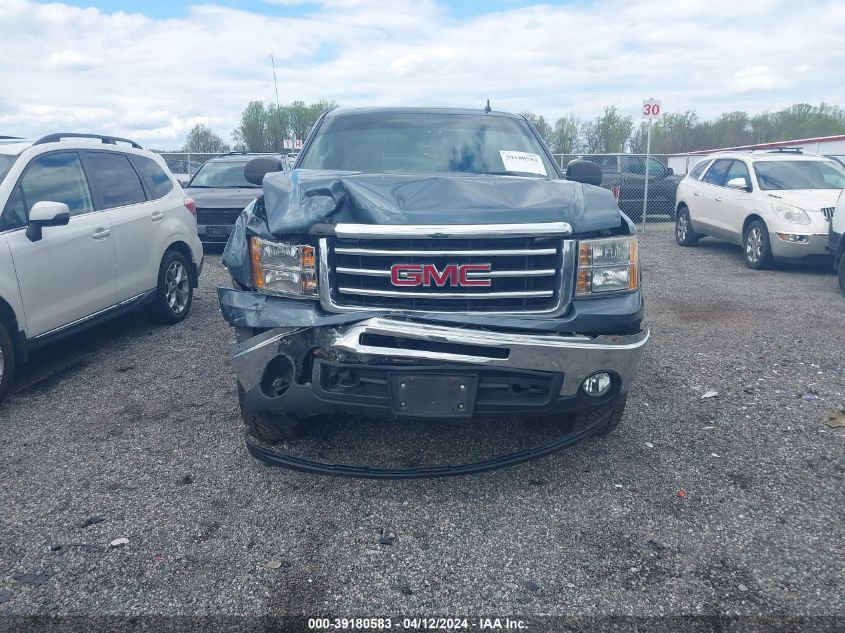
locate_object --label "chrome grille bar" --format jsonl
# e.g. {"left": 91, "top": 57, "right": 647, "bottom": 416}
{"left": 333, "top": 222, "right": 573, "bottom": 238}
{"left": 337, "top": 288, "right": 555, "bottom": 299}
{"left": 335, "top": 267, "right": 557, "bottom": 278}
{"left": 335, "top": 247, "right": 557, "bottom": 256}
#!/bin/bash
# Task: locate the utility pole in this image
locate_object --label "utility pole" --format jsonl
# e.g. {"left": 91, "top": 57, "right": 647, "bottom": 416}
{"left": 271, "top": 53, "right": 281, "bottom": 111}
{"left": 642, "top": 116, "right": 652, "bottom": 234}
{"left": 271, "top": 53, "right": 282, "bottom": 151}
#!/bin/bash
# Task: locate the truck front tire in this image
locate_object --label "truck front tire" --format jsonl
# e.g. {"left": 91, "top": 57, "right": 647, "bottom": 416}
{"left": 571, "top": 394, "right": 628, "bottom": 437}
{"left": 839, "top": 255, "right": 845, "bottom": 294}
{"left": 245, "top": 410, "right": 307, "bottom": 443}
{"left": 0, "top": 321, "right": 14, "bottom": 403}
{"left": 238, "top": 382, "right": 307, "bottom": 443}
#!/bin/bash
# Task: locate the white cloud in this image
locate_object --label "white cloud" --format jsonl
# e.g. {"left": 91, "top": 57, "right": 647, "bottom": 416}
{"left": 1, "top": 0, "right": 845, "bottom": 148}
{"left": 728, "top": 65, "right": 783, "bottom": 93}
{"left": 48, "top": 49, "right": 101, "bottom": 71}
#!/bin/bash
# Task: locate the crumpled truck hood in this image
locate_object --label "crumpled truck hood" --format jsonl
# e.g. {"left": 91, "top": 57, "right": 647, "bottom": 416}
{"left": 223, "top": 169, "right": 624, "bottom": 287}
{"left": 258, "top": 169, "right": 622, "bottom": 234}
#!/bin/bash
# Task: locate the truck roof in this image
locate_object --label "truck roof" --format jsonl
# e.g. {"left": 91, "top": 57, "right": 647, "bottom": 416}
{"left": 324, "top": 107, "right": 524, "bottom": 120}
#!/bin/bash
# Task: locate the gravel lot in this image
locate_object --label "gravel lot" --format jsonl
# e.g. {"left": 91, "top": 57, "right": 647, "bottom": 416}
{"left": 1, "top": 224, "right": 844, "bottom": 629}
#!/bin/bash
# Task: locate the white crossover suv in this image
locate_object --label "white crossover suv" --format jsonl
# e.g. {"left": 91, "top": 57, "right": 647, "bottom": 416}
{"left": 0, "top": 133, "right": 203, "bottom": 401}
{"left": 674, "top": 149, "right": 845, "bottom": 268}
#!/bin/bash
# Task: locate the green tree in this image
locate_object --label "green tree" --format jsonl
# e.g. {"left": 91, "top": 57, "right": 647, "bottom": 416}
{"left": 232, "top": 100, "right": 338, "bottom": 152}
{"left": 631, "top": 111, "right": 699, "bottom": 154}
{"left": 549, "top": 115, "right": 582, "bottom": 154}
{"left": 583, "top": 106, "right": 633, "bottom": 153}
{"left": 232, "top": 101, "right": 270, "bottom": 152}
{"left": 520, "top": 112, "right": 554, "bottom": 147}
{"left": 183, "top": 123, "right": 229, "bottom": 153}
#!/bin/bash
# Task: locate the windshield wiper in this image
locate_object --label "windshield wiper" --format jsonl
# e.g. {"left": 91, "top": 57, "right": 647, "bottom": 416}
{"left": 479, "top": 171, "right": 547, "bottom": 178}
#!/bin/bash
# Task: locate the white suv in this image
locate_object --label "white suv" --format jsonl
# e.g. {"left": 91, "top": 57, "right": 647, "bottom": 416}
{"left": 0, "top": 133, "right": 203, "bottom": 401}
{"left": 674, "top": 149, "right": 845, "bottom": 268}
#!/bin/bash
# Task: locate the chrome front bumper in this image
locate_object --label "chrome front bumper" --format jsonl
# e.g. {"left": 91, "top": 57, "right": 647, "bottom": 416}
{"left": 232, "top": 317, "right": 649, "bottom": 399}
{"left": 769, "top": 231, "right": 830, "bottom": 258}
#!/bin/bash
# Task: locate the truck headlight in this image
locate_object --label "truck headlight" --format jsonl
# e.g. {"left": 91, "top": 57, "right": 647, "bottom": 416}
{"left": 772, "top": 203, "right": 810, "bottom": 225}
{"left": 576, "top": 236, "right": 638, "bottom": 296}
{"left": 249, "top": 236, "right": 317, "bottom": 298}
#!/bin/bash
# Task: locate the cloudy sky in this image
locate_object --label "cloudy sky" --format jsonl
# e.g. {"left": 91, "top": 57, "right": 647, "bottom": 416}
{"left": 2, "top": 0, "right": 844, "bottom": 148}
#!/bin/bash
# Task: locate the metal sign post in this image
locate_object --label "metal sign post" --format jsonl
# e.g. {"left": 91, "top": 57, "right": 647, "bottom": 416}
{"left": 641, "top": 98, "right": 661, "bottom": 233}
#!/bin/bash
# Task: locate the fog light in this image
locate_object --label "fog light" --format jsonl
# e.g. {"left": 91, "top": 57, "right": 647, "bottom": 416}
{"left": 260, "top": 355, "right": 294, "bottom": 398}
{"left": 582, "top": 372, "right": 612, "bottom": 397}
{"left": 776, "top": 233, "right": 808, "bottom": 243}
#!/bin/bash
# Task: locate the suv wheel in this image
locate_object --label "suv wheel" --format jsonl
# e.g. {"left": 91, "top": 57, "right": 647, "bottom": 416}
{"left": 147, "top": 250, "right": 194, "bottom": 324}
{"left": 0, "top": 321, "right": 15, "bottom": 403}
{"left": 675, "top": 206, "right": 699, "bottom": 246}
{"left": 743, "top": 220, "right": 773, "bottom": 269}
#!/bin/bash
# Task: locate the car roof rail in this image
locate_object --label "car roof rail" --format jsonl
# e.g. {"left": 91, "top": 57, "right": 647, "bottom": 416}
{"left": 765, "top": 147, "right": 803, "bottom": 154}
{"left": 33, "top": 133, "right": 143, "bottom": 149}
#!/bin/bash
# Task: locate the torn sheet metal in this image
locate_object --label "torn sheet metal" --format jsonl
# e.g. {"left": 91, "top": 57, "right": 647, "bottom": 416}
{"left": 217, "top": 287, "right": 643, "bottom": 334}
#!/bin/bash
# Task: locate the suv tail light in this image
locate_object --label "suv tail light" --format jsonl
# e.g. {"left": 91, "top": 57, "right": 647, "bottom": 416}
{"left": 183, "top": 197, "right": 196, "bottom": 217}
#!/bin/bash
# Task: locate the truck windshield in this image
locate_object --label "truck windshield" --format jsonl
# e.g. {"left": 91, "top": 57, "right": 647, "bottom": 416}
{"left": 189, "top": 160, "right": 258, "bottom": 188}
{"left": 753, "top": 160, "right": 845, "bottom": 190}
{"left": 298, "top": 112, "right": 556, "bottom": 178}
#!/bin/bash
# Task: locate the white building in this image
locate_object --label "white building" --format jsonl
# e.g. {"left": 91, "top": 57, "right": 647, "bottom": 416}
{"left": 668, "top": 134, "right": 845, "bottom": 174}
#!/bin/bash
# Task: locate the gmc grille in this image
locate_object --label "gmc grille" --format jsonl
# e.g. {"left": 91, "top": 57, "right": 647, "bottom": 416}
{"left": 325, "top": 235, "right": 567, "bottom": 314}
{"left": 196, "top": 207, "right": 244, "bottom": 225}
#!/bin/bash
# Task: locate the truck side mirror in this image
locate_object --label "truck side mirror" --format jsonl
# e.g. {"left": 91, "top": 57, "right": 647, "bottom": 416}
{"left": 244, "top": 157, "right": 284, "bottom": 186}
{"left": 26, "top": 200, "right": 70, "bottom": 242}
{"left": 566, "top": 160, "right": 603, "bottom": 186}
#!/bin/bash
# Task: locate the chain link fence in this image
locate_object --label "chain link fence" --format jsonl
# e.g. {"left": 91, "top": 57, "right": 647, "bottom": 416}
{"left": 552, "top": 153, "right": 712, "bottom": 224}
{"left": 155, "top": 152, "right": 222, "bottom": 184}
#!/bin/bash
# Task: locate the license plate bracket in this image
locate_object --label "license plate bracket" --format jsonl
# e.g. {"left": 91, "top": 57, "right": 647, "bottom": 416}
{"left": 206, "top": 225, "right": 228, "bottom": 237}
{"left": 389, "top": 373, "right": 477, "bottom": 417}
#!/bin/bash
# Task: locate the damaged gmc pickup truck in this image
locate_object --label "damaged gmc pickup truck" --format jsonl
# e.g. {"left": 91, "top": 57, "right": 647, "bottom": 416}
{"left": 218, "top": 107, "right": 649, "bottom": 477}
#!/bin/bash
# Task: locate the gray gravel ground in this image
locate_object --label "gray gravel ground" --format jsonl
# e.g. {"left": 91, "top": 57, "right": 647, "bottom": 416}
{"left": 1, "top": 224, "right": 844, "bottom": 629}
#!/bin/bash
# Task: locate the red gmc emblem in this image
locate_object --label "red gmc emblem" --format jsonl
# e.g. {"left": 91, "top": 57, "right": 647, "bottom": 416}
{"left": 390, "top": 263, "right": 492, "bottom": 287}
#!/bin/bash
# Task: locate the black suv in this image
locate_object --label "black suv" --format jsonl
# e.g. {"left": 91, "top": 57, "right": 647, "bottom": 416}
{"left": 185, "top": 152, "right": 287, "bottom": 243}
{"left": 582, "top": 154, "right": 682, "bottom": 220}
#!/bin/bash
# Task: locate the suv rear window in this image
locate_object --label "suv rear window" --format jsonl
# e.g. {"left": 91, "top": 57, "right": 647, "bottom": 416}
{"left": 688, "top": 160, "right": 709, "bottom": 180}
{"left": 703, "top": 159, "right": 732, "bottom": 187}
{"left": 130, "top": 155, "right": 173, "bottom": 199}
{"left": 85, "top": 151, "right": 147, "bottom": 208}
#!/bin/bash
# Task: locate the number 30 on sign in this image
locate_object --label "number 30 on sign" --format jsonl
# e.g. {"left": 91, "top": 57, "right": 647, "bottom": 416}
{"left": 643, "top": 99, "right": 661, "bottom": 119}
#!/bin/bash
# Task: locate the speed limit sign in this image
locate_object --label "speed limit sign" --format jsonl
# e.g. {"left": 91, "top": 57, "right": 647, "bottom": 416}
{"left": 643, "top": 99, "right": 662, "bottom": 119}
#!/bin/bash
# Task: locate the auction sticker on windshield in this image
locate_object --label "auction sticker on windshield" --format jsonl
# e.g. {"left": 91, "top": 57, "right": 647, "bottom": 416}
{"left": 499, "top": 150, "right": 547, "bottom": 176}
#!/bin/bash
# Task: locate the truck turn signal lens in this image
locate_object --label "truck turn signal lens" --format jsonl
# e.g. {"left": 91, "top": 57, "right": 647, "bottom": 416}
{"left": 575, "top": 236, "right": 638, "bottom": 296}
